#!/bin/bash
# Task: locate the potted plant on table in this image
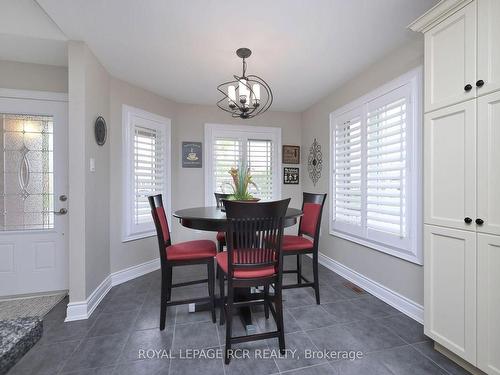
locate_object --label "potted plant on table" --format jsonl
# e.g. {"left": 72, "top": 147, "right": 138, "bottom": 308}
{"left": 224, "top": 163, "right": 260, "bottom": 203}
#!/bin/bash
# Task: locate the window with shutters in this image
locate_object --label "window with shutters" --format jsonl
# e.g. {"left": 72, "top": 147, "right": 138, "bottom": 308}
{"left": 213, "top": 138, "right": 242, "bottom": 194}
{"left": 247, "top": 139, "right": 273, "bottom": 200}
{"left": 205, "top": 124, "right": 281, "bottom": 205}
{"left": 122, "top": 105, "right": 171, "bottom": 241}
{"left": 329, "top": 68, "right": 422, "bottom": 264}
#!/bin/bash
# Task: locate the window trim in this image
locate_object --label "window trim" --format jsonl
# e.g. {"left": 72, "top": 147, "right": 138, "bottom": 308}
{"left": 122, "top": 105, "right": 171, "bottom": 242}
{"left": 204, "top": 123, "right": 282, "bottom": 206}
{"left": 329, "top": 67, "right": 423, "bottom": 265}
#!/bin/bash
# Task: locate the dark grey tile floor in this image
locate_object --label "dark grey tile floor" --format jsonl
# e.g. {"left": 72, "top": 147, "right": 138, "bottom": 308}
{"left": 8, "top": 257, "right": 471, "bottom": 375}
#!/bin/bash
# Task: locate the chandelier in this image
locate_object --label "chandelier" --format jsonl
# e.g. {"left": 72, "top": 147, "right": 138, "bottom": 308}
{"left": 217, "top": 48, "right": 273, "bottom": 119}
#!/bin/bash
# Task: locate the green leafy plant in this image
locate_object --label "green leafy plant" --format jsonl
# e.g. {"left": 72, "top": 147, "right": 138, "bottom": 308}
{"left": 226, "top": 163, "right": 259, "bottom": 200}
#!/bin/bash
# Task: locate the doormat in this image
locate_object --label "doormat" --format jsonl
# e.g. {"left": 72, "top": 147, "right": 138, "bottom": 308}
{"left": 343, "top": 282, "right": 366, "bottom": 295}
{"left": 0, "top": 293, "right": 66, "bottom": 320}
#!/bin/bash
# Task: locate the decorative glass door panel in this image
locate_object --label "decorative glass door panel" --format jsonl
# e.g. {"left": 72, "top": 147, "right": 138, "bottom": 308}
{"left": 1, "top": 114, "right": 54, "bottom": 231}
{"left": 0, "top": 95, "right": 68, "bottom": 297}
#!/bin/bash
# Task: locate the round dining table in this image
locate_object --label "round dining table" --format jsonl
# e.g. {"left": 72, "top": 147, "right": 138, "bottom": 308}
{"left": 173, "top": 206, "right": 303, "bottom": 232}
{"left": 173, "top": 205, "right": 303, "bottom": 334}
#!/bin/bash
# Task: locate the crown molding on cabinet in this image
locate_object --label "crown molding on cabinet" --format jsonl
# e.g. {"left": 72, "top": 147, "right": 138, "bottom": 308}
{"left": 408, "top": 0, "right": 474, "bottom": 33}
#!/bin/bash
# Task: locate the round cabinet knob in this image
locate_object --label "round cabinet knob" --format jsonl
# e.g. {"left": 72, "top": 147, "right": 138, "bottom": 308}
{"left": 464, "top": 217, "right": 472, "bottom": 224}
{"left": 464, "top": 84, "right": 473, "bottom": 92}
{"left": 476, "top": 80, "right": 485, "bottom": 87}
{"left": 476, "top": 218, "right": 484, "bottom": 225}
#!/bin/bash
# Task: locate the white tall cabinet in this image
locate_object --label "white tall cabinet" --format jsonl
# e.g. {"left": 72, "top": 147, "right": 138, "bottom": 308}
{"left": 411, "top": 1, "right": 500, "bottom": 374}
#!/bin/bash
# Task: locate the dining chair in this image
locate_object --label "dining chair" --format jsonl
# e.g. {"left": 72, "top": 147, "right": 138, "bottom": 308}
{"left": 282, "top": 192, "right": 327, "bottom": 304}
{"left": 214, "top": 193, "right": 231, "bottom": 252}
{"left": 217, "top": 198, "right": 290, "bottom": 364}
{"left": 149, "top": 194, "right": 217, "bottom": 330}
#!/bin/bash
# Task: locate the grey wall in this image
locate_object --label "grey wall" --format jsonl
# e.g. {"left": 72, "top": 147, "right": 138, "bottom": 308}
{"left": 3, "top": 41, "right": 426, "bottom": 309}
{"left": 301, "top": 39, "right": 425, "bottom": 305}
{"left": 0, "top": 59, "right": 68, "bottom": 92}
{"left": 67, "top": 42, "right": 87, "bottom": 302}
{"left": 69, "top": 47, "right": 302, "bottom": 298}
{"left": 171, "top": 104, "right": 303, "bottom": 244}
{"left": 67, "top": 41, "right": 110, "bottom": 301}
{"left": 83, "top": 46, "right": 110, "bottom": 297}
{"left": 108, "top": 77, "right": 177, "bottom": 274}
{"left": 108, "top": 83, "right": 302, "bottom": 273}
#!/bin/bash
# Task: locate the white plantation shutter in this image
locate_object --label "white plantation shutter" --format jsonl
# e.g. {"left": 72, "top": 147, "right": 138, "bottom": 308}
{"left": 134, "top": 126, "right": 165, "bottom": 225}
{"left": 248, "top": 139, "right": 273, "bottom": 200}
{"left": 332, "top": 110, "right": 362, "bottom": 228}
{"left": 205, "top": 124, "right": 281, "bottom": 205}
{"left": 123, "top": 106, "right": 171, "bottom": 241}
{"left": 214, "top": 138, "right": 242, "bottom": 193}
{"left": 366, "top": 93, "right": 408, "bottom": 237}
{"left": 330, "top": 69, "right": 421, "bottom": 264}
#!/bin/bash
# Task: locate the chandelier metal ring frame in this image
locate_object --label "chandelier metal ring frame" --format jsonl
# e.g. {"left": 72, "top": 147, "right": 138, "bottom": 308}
{"left": 217, "top": 48, "right": 273, "bottom": 119}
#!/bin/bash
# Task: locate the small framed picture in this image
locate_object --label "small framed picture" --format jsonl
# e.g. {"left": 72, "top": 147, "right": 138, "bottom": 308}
{"left": 283, "top": 167, "right": 299, "bottom": 185}
{"left": 182, "top": 142, "right": 202, "bottom": 168}
{"left": 282, "top": 145, "right": 300, "bottom": 164}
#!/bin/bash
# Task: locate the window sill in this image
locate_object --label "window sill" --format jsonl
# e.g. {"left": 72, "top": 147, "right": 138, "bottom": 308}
{"left": 122, "top": 231, "right": 157, "bottom": 243}
{"left": 329, "top": 229, "right": 422, "bottom": 265}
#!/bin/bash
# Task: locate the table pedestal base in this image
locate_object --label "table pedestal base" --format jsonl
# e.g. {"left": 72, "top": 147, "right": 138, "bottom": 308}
{"left": 189, "top": 287, "right": 257, "bottom": 335}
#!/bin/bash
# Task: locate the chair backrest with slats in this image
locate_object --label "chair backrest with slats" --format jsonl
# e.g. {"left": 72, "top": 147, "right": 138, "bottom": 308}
{"left": 223, "top": 199, "right": 290, "bottom": 278}
{"left": 149, "top": 194, "right": 172, "bottom": 264}
{"left": 214, "top": 193, "right": 231, "bottom": 208}
{"left": 298, "top": 192, "right": 327, "bottom": 242}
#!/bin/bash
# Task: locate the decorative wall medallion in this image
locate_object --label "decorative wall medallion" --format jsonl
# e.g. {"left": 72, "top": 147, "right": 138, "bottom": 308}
{"left": 94, "top": 116, "right": 107, "bottom": 146}
{"left": 308, "top": 138, "right": 322, "bottom": 186}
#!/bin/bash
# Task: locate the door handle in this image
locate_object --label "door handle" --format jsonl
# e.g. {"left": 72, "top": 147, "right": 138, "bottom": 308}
{"left": 464, "top": 217, "right": 472, "bottom": 224}
{"left": 475, "top": 218, "right": 484, "bottom": 225}
{"left": 54, "top": 208, "right": 68, "bottom": 215}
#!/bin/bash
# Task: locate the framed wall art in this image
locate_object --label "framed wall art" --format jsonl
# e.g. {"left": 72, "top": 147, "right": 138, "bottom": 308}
{"left": 283, "top": 167, "right": 299, "bottom": 185}
{"left": 282, "top": 145, "right": 300, "bottom": 164}
{"left": 182, "top": 141, "right": 202, "bottom": 168}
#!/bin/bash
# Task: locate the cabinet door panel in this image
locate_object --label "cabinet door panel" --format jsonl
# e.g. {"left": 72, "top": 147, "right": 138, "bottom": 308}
{"left": 424, "top": 100, "right": 476, "bottom": 230}
{"left": 477, "top": 234, "right": 500, "bottom": 375}
{"left": 478, "top": 91, "right": 500, "bottom": 236}
{"left": 477, "top": 0, "right": 500, "bottom": 96}
{"left": 424, "top": 2, "right": 476, "bottom": 112}
{"left": 424, "top": 225, "right": 476, "bottom": 364}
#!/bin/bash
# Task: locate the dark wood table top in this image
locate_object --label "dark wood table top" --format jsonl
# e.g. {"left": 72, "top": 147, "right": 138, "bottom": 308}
{"left": 173, "top": 206, "right": 302, "bottom": 232}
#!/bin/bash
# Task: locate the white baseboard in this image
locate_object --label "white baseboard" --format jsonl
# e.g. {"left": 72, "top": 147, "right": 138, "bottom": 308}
{"left": 65, "top": 258, "right": 160, "bottom": 321}
{"left": 65, "top": 276, "right": 112, "bottom": 322}
{"left": 65, "top": 253, "right": 424, "bottom": 324}
{"left": 316, "top": 252, "right": 424, "bottom": 323}
{"left": 110, "top": 258, "right": 160, "bottom": 286}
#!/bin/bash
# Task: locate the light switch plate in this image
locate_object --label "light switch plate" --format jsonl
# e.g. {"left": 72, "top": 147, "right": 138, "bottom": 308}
{"left": 89, "top": 158, "right": 95, "bottom": 172}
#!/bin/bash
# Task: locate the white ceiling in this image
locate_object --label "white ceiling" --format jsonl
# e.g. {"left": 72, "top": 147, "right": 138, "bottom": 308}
{"left": 34, "top": 0, "right": 438, "bottom": 111}
{"left": 0, "top": 0, "right": 67, "bottom": 66}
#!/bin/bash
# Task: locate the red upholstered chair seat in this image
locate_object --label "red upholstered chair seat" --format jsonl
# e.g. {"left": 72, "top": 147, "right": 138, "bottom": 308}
{"left": 282, "top": 235, "right": 314, "bottom": 251}
{"left": 216, "top": 251, "right": 276, "bottom": 279}
{"left": 216, "top": 231, "right": 226, "bottom": 242}
{"left": 166, "top": 240, "right": 216, "bottom": 261}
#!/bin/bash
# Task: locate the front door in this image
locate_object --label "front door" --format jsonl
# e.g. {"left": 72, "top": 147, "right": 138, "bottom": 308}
{"left": 0, "top": 92, "right": 68, "bottom": 297}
